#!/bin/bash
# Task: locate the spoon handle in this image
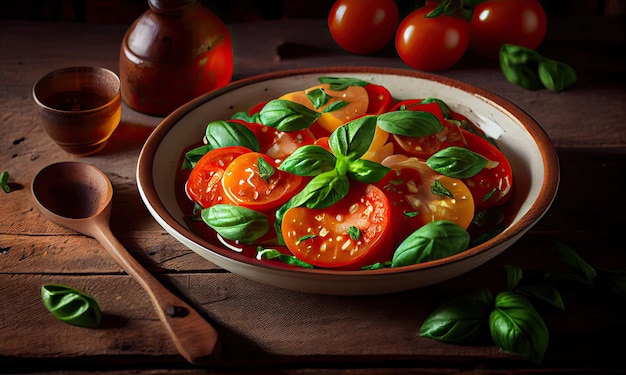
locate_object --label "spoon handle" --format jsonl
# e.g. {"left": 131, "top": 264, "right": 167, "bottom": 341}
{"left": 94, "top": 225, "right": 219, "bottom": 364}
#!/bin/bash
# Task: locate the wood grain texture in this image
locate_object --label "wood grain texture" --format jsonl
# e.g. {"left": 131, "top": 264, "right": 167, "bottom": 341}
{"left": 0, "top": 16, "right": 625, "bottom": 374}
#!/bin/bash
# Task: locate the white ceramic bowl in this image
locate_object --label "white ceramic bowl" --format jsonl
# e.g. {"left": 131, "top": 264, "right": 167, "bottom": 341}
{"left": 136, "top": 67, "right": 559, "bottom": 295}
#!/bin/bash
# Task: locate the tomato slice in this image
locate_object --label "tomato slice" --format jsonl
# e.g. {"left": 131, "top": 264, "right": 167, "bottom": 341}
{"left": 222, "top": 152, "right": 304, "bottom": 211}
{"left": 461, "top": 129, "right": 514, "bottom": 211}
{"left": 281, "top": 183, "right": 392, "bottom": 269}
{"left": 365, "top": 83, "right": 394, "bottom": 115}
{"left": 279, "top": 83, "right": 369, "bottom": 134}
{"left": 186, "top": 146, "right": 251, "bottom": 208}
{"left": 391, "top": 100, "right": 466, "bottom": 159}
{"left": 232, "top": 119, "right": 317, "bottom": 164}
{"left": 380, "top": 155, "right": 475, "bottom": 231}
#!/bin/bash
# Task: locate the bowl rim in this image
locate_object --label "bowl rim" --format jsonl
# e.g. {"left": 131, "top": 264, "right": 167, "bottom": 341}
{"left": 136, "top": 66, "right": 560, "bottom": 277}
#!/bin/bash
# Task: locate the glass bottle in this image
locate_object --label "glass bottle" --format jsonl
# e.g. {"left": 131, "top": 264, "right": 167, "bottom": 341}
{"left": 120, "top": 0, "right": 233, "bottom": 116}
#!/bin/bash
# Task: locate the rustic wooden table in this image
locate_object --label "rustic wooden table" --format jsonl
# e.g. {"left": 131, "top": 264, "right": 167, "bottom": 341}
{"left": 1, "top": 15, "right": 625, "bottom": 374}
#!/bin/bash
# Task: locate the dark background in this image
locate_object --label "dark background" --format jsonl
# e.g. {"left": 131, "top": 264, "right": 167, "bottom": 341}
{"left": 1, "top": 0, "right": 624, "bottom": 24}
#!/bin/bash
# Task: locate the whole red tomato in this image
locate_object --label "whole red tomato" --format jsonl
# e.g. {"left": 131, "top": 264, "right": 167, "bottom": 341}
{"left": 470, "top": 0, "right": 547, "bottom": 58}
{"left": 328, "top": 0, "right": 399, "bottom": 55}
{"left": 395, "top": 5, "right": 470, "bottom": 71}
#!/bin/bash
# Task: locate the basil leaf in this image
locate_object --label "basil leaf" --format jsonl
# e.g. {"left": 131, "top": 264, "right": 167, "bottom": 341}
{"left": 391, "top": 220, "right": 470, "bottom": 267}
{"left": 279, "top": 145, "right": 337, "bottom": 176}
{"left": 257, "top": 156, "right": 275, "bottom": 181}
{"left": 257, "top": 247, "right": 314, "bottom": 268}
{"left": 286, "top": 170, "right": 350, "bottom": 210}
{"left": 231, "top": 111, "right": 260, "bottom": 123}
{"left": 41, "top": 284, "right": 101, "bottom": 328}
{"left": 1, "top": 170, "right": 11, "bottom": 193}
{"left": 347, "top": 159, "right": 390, "bottom": 183}
{"left": 505, "top": 264, "right": 524, "bottom": 291}
{"left": 377, "top": 110, "right": 443, "bottom": 137}
{"left": 323, "top": 100, "right": 350, "bottom": 113}
{"left": 420, "top": 288, "right": 493, "bottom": 344}
{"left": 182, "top": 144, "right": 212, "bottom": 170}
{"left": 201, "top": 204, "right": 269, "bottom": 244}
{"left": 205, "top": 120, "right": 260, "bottom": 152}
{"left": 427, "top": 146, "right": 488, "bottom": 179}
{"left": 259, "top": 99, "right": 321, "bottom": 131}
{"left": 499, "top": 44, "right": 544, "bottom": 90}
{"left": 538, "top": 58, "right": 577, "bottom": 92}
{"left": 554, "top": 241, "right": 597, "bottom": 282}
{"left": 515, "top": 283, "right": 565, "bottom": 311}
{"left": 431, "top": 179, "right": 453, "bottom": 198}
{"left": 489, "top": 291, "right": 549, "bottom": 364}
{"left": 306, "top": 88, "right": 331, "bottom": 109}
{"left": 318, "top": 76, "right": 369, "bottom": 91}
{"left": 329, "top": 115, "right": 377, "bottom": 160}
{"left": 596, "top": 269, "right": 626, "bottom": 301}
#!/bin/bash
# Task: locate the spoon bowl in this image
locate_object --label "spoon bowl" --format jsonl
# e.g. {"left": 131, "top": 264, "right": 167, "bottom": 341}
{"left": 31, "top": 161, "right": 219, "bottom": 364}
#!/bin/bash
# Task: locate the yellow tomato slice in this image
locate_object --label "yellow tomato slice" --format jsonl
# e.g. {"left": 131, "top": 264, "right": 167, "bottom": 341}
{"left": 381, "top": 155, "right": 475, "bottom": 229}
{"left": 279, "top": 83, "right": 369, "bottom": 133}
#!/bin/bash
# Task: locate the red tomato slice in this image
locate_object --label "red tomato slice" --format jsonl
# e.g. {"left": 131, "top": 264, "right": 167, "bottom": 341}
{"left": 391, "top": 100, "right": 466, "bottom": 159}
{"left": 281, "top": 183, "right": 393, "bottom": 269}
{"left": 222, "top": 152, "right": 304, "bottom": 211}
{"left": 461, "top": 130, "right": 514, "bottom": 211}
{"left": 232, "top": 120, "right": 317, "bottom": 163}
{"left": 185, "top": 146, "right": 251, "bottom": 208}
{"left": 365, "top": 83, "right": 394, "bottom": 114}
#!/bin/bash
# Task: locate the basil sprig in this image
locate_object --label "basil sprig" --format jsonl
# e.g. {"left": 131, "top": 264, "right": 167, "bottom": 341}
{"left": 201, "top": 204, "right": 270, "bottom": 243}
{"left": 500, "top": 44, "right": 577, "bottom": 92}
{"left": 391, "top": 220, "right": 470, "bottom": 267}
{"left": 426, "top": 146, "right": 488, "bottom": 179}
{"left": 41, "top": 284, "right": 102, "bottom": 328}
{"left": 259, "top": 99, "right": 321, "bottom": 131}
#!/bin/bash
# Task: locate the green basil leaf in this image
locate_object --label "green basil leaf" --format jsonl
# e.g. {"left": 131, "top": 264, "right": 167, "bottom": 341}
{"left": 323, "top": 100, "right": 350, "bottom": 113}
{"left": 420, "top": 288, "right": 493, "bottom": 344}
{"left": 278, "top": 145, "right": 337, "bottom": 176}
{"left": 505, "top": 264, "right": 524, "bottom": 291}
{"left": 347, "top": 159, "right": 390, "bottom": 183}
{"left": 391, "top": 220, "right": 470, "bottom": 267}
{"left": 257, "top": 247, "right": 315, "bottom": 268}
{"left": 41, "top": 284, "right": 101, "bottom": 328}
{"left": 427, "top": 146, "right": 488, "bottom": 179}
{"left": 554, "top": 241, "right": 597, "bottom": 282}
{"left": 499, "top": 44, "right": 544, "bottom": 90}
{"left": 182, "top": 144, "right": 212, "bottom": 170}
{"left": 306, "top": 88, "right": 331, "bottom": 109}
{"left": 205, "top": 120, "right": 260, "bottom": 152}
{"left": 259, "top": 99, "right": 321, "bottom": 131}
{"left": 286, "top": 170, "right": 350, "bottom": 210}
{"left": 257, "top": 156, "right": 275, "bottom": 181}
{"left": 201, "top": 204, "right": 269, "bottom": 244}
{"left": 377, "top": 110, "right": 443, "bottom": 137}
{"left": 430, "top": 179, "right": 453, "bottom": 198}
{"left": 329, "top": 115, "right": 377, "bottom": 160}
{"left": 231, "top": 111, "right": 260, "bottom": 123}
{"left": 538, "top": 58, "right": 577, "bottom": 92}
{"left": 489, "top": 291, "right": 549, "bottom": 364}
{"left": 361, "top": 261, "right": 392, "bottom": 270}
{"left": 515, "top": 283, "right": 565, "bottom": 311}
{"left": 318, "top": 76, "right": 369, "bottom": 91}
{"left": 1, "top": 170, "right": 11, "bottom": 193}
{"left": 348, "top": 226, "right": 360, "bottom": 241}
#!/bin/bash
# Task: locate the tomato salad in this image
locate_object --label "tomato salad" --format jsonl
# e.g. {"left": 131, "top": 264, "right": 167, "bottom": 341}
{"left": 180, "top": 77, "right": 514, "bottom": 270}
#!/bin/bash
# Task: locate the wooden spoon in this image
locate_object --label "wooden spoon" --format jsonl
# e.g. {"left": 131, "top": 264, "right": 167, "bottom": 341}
{"left": 31, "top": 161, "right": 219, "bottom": 364}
